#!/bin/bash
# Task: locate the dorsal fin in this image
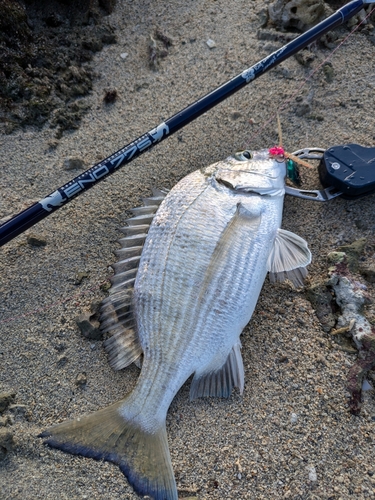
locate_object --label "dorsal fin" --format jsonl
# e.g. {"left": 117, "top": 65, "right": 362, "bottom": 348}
{"left": 267, "top": 228, "right": 311, "bottom": 287}
{"left": 100, "top": 190, "right": 168, "bottom": 370}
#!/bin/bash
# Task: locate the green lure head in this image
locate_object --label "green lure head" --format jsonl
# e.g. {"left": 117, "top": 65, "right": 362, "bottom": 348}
{"left": 286, "top": 158, "right": 301, "bottom": 186}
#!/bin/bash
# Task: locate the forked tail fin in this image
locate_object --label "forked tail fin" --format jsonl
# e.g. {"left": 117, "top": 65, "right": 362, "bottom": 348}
{"left": 39, "top": 399, "right": 177, "bottom": 500}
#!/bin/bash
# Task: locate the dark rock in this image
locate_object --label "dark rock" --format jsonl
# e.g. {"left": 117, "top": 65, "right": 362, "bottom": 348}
{"left": 0, "top": 428, "right": 14, "bottom": 461}
{"left": 322, "top": 63, "right": 334, "bottom": 83}
{"left": 75, "top": 372, "right": 88, "bottom": 386}
{"left": 294, "top": 50, "right": 315, "bottom": 66}
{"left": 27, "top": 233, "right": 47, "bottom": 247}
{"left": 75, "top": 270, "right": 90, "bottom": 285}
{"left": 0, "top": 392, "right": 16, "bottom": 414}
{"left": 8, "top": 404, "right": 29, "bottom": 421}
{"left": 338, "top": 238, "right": 367, "bottom": 273}
{"left": 305, "top": 284, "right": 336, "bottom": 332}
{"left": 76, "top": 312, "right": 102, "bottom": 340}
{"left": 63, "top": 157, "right": 85, "bottom": 170}
{"left": 359, "top": 261, "right": 375, "bottom": 283}
{"left": 56, "top": 355, "right": 68, "bottom": 368}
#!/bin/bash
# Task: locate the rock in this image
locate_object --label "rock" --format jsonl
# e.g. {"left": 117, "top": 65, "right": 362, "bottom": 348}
{"left": 359, "top": 261, "right": 375, "bottom": 283}
{"left": 63, "top": 157, "right": 85, "bottom": 170}
{"left": 0, "top": 392, "right": 16, "bottom": 414}
{"left": 307, "top": 465, "right": 317, "bottom": 481}
{"left": 75, "top": 372, "right": 88, "bottom": 387}
{"left": 0, "top": 416, "right": 10, "bottom": 427}
{"left": 76, "top": 312, "right": 102, "bottom": 340}
{"left": 294, "top": 49, "right": 315, "bottom": 66}
{"left": 257, "top": 8, "right": 269, "bottom": 28}
{"left": 305, "top": 284, "right": 336, "bottom": 332}
{"left": 56, "top": 356, "right": 68, "bottom": 368}
{"left": 103, "top": 89, "right": 118, "bottom": 104}
{"left": 0, "top": 428, "right": 14, "bottom": 461}
{"left": 337, "top": 238, "right": 367, "bottom": 272}
{"left": 323, "top": 63, "right": 334, "bottom": 83}
{"left": 8, "top": 404, "right": 29, "bottom": 421}
{"left": 206, "top": 38, "right": 216, "bottom": 48}
{"left": 268, "top": 0, "right": 325, "bottom": 31}
{"left": 75, "top": 270, "right": 90, "bottom": 284}
{"left": 27, "top": 233, "right": 47, "bottom": 247}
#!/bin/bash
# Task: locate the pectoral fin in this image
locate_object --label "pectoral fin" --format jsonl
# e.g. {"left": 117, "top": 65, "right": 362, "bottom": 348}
{"left": 190, "top": 342, "right": 244, "bottom": 400}
{"left": 267, "top": 228, "right": 311, "bottom": 287}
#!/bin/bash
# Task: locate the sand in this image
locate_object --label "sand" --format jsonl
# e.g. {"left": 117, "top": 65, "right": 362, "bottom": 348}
{"left": 1, "top": 0, "right": 375, "bottom": 498}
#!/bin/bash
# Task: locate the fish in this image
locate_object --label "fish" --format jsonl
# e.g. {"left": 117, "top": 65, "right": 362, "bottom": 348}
{"left": 40, "top": 147, "right": 311, "bottom": 500}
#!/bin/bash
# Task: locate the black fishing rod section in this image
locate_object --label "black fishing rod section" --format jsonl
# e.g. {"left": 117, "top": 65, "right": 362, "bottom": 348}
{"left": 0, "top": 0, "right": 370, "bottom": 247}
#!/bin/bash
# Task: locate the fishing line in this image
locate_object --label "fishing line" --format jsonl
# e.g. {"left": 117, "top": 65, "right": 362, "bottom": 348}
{"left": 244, "top": 3, "right": 375, "bottom": 152}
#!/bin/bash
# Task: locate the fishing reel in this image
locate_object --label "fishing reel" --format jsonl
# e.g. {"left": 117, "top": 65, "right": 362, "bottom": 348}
{"left": 286, "top": 144, "right": 375, "bottom": 202}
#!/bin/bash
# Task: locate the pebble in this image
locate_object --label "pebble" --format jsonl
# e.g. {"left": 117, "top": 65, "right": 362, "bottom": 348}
{"left": 76, "top": 312, "right": 102, "bottom": 340}
{"left": 26, "top": 233, "right": 47, "bottom": 247}
{"left": 290, "top": 413, "right": 298, "bottom": 424}
{"left": 206, "top": 38, "right": 216, "bottom": 48}
{"left": 75, "top": 270, "right": 90, "bottom": 285}
{"left": 8, "top": 404, "right": 29, "bottom": 422}
{"left": 0, "top": 428, "right": 14, "bottom": 461}
{"left": 307, "top": 465, "right": 318, "bottom": 482}
{"left": 75, "top": 372, "right": 88, "bottom": 387}
{"left": 0, "top": 392, "right": 16, "bottom": 413}
{"left": 63, "top": 157, "right": 85, "bottom": 170}
{"left": 120, "top": 52, "right": 129, "bottom": 59}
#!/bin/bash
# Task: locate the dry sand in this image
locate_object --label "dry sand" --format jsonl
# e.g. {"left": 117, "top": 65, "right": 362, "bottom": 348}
{"left": 1, "top": 0, "right": 375, "bottom": 498}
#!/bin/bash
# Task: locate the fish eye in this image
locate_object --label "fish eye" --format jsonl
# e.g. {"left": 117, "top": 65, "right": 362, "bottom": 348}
{"left": 234, "top": 150, "right": 252, "bottom": 161}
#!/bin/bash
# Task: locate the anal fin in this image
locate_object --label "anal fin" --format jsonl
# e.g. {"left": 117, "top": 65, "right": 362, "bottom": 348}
{"left": 190, "top": 342, "right": 244, "bottom": 400}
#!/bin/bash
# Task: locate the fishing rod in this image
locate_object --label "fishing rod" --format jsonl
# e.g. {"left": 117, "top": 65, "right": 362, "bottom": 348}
{"left": 0, "top": 0, "right": 373, "bottom": 247}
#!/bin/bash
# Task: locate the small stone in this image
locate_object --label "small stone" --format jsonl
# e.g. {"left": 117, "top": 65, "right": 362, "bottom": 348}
{"left": 294, "top": 50, "right": 315, "bottom": 66}
{"left": 295, "top": 100, "right": 311, "bottom": 117}
{"left": 75, "top": 270, "right": 90, "bottom": 285}
{"left": 359, "top": 261, "right": 375, "bottom": 283}
{"left": 290, "top": 413, "right": 298, "bottom": 424}
{"left": 337, "top": 238, "right": 367, "bottom": 272}
{"left": 57, "top": 356, "right": 68, "bottom": 368}
{"left": 0, "top": 392, "right": 16, "bottom": 414}
{"left": 8, "top": 404, "right": 29, "bottom": 421}
{"left": 76, "top": 312, "right": 102, "bottom": 340}
{"left": 206, "top": 39, "right": 216, "bottom": 48}
{"left": 27, "top": 233, "right": 47, "bottom": 247}
{"left": 0, "top": 428, "right": 14, "bottom": 461}
{"left": 305, "top": 284, "right": 336, "bottom": 332}
{"left": 63, "top": 157, "right": 85, "bottom": 170}
{"left": 120, "top": 52, "right": 129, "bottom": 59}
{"left": 307, "top": 465, "right": 317, "bottom": 481}
{"left": 230, "top": 111, "right": 242, "bottom": 120}
{"left": 75, "top": 372, "right": 87, "bottom": 387}
{"left": 323, "top": 63, "right": 334, "bottom": 83}
{"left": 258, "top": 8, "right": 269, "bottom": 28}
{"left": 0, "top": 416, "right": 9, "bottom": 427}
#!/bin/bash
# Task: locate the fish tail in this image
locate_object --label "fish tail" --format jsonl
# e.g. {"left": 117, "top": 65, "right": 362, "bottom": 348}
{"left": 39, "top": 398, "right": 177, "bottom": 500}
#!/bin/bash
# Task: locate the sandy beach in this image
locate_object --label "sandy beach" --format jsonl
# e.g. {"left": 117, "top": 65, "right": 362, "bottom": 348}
{"left": 1, "top": 0, "right": 375, "bottom": 498}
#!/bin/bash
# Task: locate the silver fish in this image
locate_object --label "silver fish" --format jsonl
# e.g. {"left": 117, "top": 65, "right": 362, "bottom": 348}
{"left": 40, "top": 148, "right": 311, "bottom": 500}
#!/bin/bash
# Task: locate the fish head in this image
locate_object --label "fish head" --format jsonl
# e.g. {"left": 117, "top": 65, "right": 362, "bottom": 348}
{"left": 213, "top": 147, "right": 287, "bottom": 196}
